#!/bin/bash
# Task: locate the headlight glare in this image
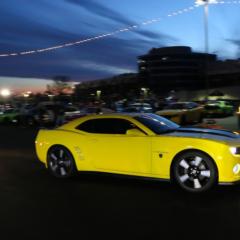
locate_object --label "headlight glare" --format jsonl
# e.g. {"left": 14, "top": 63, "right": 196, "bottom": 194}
{"left": 233, "top": 164, "right": 240, "bottom": 174}
{"left": 230, "top": 147, "right": 237, "bottom": 155}
{"left": 230, "top": 147, "right": 240, "bottom": 155}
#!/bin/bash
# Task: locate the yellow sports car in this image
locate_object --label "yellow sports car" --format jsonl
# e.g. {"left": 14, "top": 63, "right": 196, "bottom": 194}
{"left": 35, "top": 113, "right": 240, "bottom": 192}
{"left": 156, "top": 102, "right": 203, "bottom": 125}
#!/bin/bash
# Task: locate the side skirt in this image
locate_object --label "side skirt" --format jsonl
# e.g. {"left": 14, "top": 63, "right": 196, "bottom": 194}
{"left": 76, "top": 171, "right": 171, "bottom": 183}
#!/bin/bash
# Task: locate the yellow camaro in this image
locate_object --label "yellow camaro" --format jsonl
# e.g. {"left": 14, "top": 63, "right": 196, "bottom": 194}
{"left": 35, "top": 113, "right": 240, "bottom": 192}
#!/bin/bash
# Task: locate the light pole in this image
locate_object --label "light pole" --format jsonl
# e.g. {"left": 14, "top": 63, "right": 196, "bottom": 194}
{"left": 195, "top": 0, "right": 217, "bottom": 100}
{"left": 141, "top": 88, "right": 148, "bottom": 100}
{"left": 96, "top": 90, "right": 102, "bottom": 101}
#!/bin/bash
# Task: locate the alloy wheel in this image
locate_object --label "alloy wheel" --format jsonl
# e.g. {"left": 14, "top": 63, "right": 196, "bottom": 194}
{"left": 47, "top": 146, "right": 76, "bottom": 178}
{"left": 173, "top": 151, "right": 217, "bottom": 192}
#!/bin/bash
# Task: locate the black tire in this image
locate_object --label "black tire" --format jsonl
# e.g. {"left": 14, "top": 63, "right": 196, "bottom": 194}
{"left": 172, "top": 151, "right": 218, "bottom": 193}
{"left": 47, "top": 145, "right": 77, "bottom": 178}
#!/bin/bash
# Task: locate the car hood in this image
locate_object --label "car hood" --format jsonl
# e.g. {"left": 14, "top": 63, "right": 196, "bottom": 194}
{"left": 163, "top": 127, "right": 240, "bottom": 144}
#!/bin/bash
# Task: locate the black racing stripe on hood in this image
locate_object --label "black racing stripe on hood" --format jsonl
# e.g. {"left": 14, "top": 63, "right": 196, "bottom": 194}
{"left": 176, "top": 127, "right": 239, "bottom": 139}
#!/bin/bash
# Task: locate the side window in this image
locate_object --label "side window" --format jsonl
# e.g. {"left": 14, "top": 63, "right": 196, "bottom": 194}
{"left": 76, "top": 118, "right": 136, "bottom": 134}
{"left": 77, "top": 119, "right": 94, "bottom": 133}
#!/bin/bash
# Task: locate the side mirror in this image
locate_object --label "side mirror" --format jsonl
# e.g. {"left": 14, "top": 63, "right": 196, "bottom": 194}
{"left": 126, "top": 128, "right": 146, "bottom": 137}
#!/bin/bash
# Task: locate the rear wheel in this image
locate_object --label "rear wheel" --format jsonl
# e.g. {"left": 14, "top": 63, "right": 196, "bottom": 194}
{"left": 47, "top": 145, "right": 77, "bottom": 178}
{"left": 172, "top": 151, "right": 218, "bottom": 193}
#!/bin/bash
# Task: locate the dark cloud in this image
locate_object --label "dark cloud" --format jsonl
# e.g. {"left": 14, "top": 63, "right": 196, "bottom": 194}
{"left": 66, "top": 0, "right": 133, "bottom": 26}
{"left": 0, "top": 35, "right": 165, "bottom": 80}
{"left": 65, "top": 0, "right": 175, "bottom": 42}
{"left": 226, "top": 39, "right": 240, "bottom": 58}
{"left": 0, "top": 0, "right": 178, "bottom": 81}
{"left": 227, "top": 39, "right": 240, "bottom": 46}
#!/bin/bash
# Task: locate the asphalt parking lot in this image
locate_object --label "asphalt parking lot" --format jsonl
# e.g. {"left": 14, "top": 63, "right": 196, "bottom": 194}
{"left": 1, "top": 120, "right": 240, "bottom": 239}
{"left": 205, "top": 115, "right": 239, "bottom": 131}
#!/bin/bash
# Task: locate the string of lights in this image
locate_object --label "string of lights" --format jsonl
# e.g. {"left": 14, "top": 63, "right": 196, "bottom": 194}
{"left": 0, "top": 0, "right": 239, "bottom": 58}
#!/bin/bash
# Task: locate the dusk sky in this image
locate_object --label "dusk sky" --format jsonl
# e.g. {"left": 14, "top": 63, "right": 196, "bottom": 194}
{"left": 0, "top": 0, "right": 240, "bottom": 92}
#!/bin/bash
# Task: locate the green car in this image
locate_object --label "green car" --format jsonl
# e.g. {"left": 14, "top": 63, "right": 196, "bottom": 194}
{"left": 0, "top": 109, "right": 20, "bottom": 124}
{"left": 204, "top": 100, "right": 234, "bottom": 116}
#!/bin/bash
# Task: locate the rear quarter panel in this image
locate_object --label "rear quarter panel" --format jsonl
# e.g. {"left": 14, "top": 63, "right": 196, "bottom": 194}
{"left": 35, "top": 129, "right": 93, "bottom": 171}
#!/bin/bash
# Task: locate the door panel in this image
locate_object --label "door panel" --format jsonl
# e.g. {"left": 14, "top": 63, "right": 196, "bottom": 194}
{"left": 89, "top": 134, "right": 151, "bottom": 174}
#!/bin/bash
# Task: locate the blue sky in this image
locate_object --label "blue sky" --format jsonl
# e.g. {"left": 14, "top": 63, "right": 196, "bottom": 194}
{"left": 0, "top": 0, "right": 240, "bottom": 91}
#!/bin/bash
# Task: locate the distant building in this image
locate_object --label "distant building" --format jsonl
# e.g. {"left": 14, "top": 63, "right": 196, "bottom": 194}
{"left": 75, "top": 73, "right": 140, "bottom": 102}
{"left": 138, "top": 46, "right": 217, "bottom": 92}
{"left": 207, "top": 59, "right": 240, "bottom": 87}
{"left": 75, "top": 46, "right": 240, "bottom": 100}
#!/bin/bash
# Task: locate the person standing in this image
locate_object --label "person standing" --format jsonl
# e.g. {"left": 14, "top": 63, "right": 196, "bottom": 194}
{"left": 54, "top": 104, "right": 65, "bottom": 127}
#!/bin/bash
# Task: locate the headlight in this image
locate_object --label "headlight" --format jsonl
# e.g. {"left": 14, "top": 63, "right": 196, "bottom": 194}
{"left": 230, "top": 147, "right": 240, "bottom": 155}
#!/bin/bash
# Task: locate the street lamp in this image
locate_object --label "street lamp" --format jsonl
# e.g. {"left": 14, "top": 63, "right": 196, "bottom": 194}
{"left": 195, "top": 0, "right": 217, "bottom": 99}
{"left": 0, "top": 88, "right": 11, "bottom": 98}
{"left": 96, "top": 90, "right": 101, "bottom": 100}
{"left": 195, "top": 0, "right": 217, "bottom": 52}
{"left": 141, "top": 88, "right": 149, "bottom": 100}
{"left": 23, "top": 91, "right": 32, "bottom": 98}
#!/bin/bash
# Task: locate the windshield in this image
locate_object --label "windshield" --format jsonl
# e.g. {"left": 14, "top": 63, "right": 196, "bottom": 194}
{"left": 134, "top": 114, "right": 179, "bottom": 134}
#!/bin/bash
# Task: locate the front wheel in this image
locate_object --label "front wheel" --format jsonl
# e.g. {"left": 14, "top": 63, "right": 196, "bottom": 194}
{"left": 47, "top": 145, "right": 77, "bottom": 178}
{"left": 172, "top": 151, "right": 218, "bottom": 193}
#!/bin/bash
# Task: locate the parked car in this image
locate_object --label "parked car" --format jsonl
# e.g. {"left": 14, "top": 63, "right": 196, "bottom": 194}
{"left": 18, "top": 102, "right": 63, "bottom": 127}
{"left": 65, "top": 107, "right": 115, "bottom": 122}
{"left": 64, "top": 106, "right": 81, "bottom": 120}
{"left": 36, "top": 113, "right": 240, "bottom": 193}
{"left": 123, "top": 103, "right": 153, "bottom": 113}
{"left": 156, "top": 102, "right": 204, "bottom": 125}
{"left": 0, "top": 109, "right": 20, "bottom": 124}
{"left": 204, "top": 100, "right": 234, "bottom": 117}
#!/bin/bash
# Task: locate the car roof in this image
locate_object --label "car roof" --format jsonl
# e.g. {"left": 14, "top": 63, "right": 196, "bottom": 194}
{"left": 59, "top": 113, "right": 156, "bottom": 132}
